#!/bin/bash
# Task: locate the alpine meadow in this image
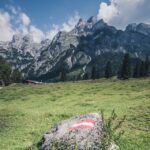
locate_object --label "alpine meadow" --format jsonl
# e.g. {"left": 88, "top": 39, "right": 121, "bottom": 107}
{"left": 0, "top": 0, "right": 150, "bottom": 150}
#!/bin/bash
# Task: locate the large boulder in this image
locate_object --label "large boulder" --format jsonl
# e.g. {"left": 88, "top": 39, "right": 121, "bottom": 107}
{"left": 39, "top": 113, "right": 118, "bottom": 150}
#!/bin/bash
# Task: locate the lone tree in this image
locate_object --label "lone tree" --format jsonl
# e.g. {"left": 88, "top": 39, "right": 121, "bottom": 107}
{"left": 91, "top": 66, "right": 96, "bottom": 80}
{"left": 133, "top": 60, "right": 140, "bottom": 78}
{"left": 60, "top": 67, "right": 67, "bottom": 82}
{"left": 145, "top": 56, "right": 150, "bottom": 77}
{"left": 105, "top": 61, "right": 112, "bottom": 78}
{"left": 120, "top": 53, "right": 131, "bottom": 79}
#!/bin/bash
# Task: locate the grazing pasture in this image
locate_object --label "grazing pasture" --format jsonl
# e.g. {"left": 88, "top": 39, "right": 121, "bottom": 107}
{"left": 0, "top": 78, "right": 150, "bottom": 150}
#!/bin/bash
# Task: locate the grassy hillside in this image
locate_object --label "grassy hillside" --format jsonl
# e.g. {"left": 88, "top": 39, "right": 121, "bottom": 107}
{"left": 0, "top": 78, "right": 150, "bottom": 150}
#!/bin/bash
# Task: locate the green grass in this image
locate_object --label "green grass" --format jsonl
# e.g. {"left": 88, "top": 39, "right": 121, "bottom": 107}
{"left": 0, "top": 78, "right": 150, "bottom": 150}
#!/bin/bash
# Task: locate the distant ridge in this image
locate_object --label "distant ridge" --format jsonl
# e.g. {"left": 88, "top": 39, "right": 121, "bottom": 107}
{"left": 0, "top": 16, "right": 150, "bottom": 81}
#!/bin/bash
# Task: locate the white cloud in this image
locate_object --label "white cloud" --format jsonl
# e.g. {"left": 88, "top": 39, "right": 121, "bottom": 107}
{"left": 0, "top": 7, "right": 80, "bottom": 43}
{"left": 11, "top": 7, "right": 17, "bottom": 14}
{"left": 62, "top": 12, "right": 80, "bottom": 32}
{"left": 20, "top": 13, "right": 30, "bottom": 26}
{"left": 1, "top": 1, "right": 150, "bottom": 43}
{"left": 0, "top": 11, "right": 14, "bottom": 41}
{"left": 6, "top": 5, "right": 18, "bottom": 14}
{"left": 46, "top": 12, "right": 80, "bottom": 40}
{"left": 97, "top": 2, "right": 118, "bottom": 23}
{"left": 97, "top": 0, "right": 150, "bottom": 29}
{"left": 30, "top": 25, "right": 45, "bottom": 42}
{"left": 0, "top": 7, "right": 44, "bottom": 43}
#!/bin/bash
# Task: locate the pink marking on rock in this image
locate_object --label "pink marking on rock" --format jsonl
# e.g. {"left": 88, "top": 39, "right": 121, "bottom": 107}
{"left": 71, "top": 119, "right": 96, "bottom": 129}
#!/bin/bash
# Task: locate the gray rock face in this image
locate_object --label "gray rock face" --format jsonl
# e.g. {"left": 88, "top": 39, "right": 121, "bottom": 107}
{"left": 126, "top": 23, "right": 150, "bottom": 36}
{"left": 1, "top": 16, "right": 150, "bottom": 81}
{"left": 0, "top": 35, "right": 50, "bottom": 78}
{"left": 40, "top": 113, "right": 104, "bottom": 150}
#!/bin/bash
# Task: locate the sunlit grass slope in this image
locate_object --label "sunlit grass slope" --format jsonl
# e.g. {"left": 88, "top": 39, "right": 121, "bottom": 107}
{"left": 0, "top": 78, "right": 150, "bottom": 150}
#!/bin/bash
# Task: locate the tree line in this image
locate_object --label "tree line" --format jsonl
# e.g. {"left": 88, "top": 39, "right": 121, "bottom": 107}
{"left": 59, "top": 53, "right": 150, "bottom": 81}
{"left": 118, "top": 53, "right": 150, "bottom": 79}
{"left": 0, "top": 56, "right": 22, "bottom": 86}
{"left": 0, "top": 53, "right": 149, "bottom": 85}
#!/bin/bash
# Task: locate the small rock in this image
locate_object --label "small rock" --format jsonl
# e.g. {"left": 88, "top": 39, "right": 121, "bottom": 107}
{"left": 40, "top": 113, "right": 104, "bottom": 150}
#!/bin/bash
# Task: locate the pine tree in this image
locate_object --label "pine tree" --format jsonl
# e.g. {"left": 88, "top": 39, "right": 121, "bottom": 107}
{"left": 133, "top": 60, "right": 140, "bottom": 78}
{"left": 60, "top": 67, "right": 67, "bottom": 82}
{"left": 140, "top": 61, "right": 145, "bottom": 77}
{"left": 91, "top": 66, "right": 96, "bottom": 80}
{"left": 0, "top": 56, "right": 12, "bottom": 86}
{"left": 120, "top": 53, "right": 131, "bottom": 79}
{"left": 145, "top": 56, "right": 150, "bottom": 77}
{"left": 83, "top": 73, "right": 89, "bottom": 80}
{"left": 105, "top": 61, "right": 112, "bottom": 78}
{"left": 77, "top": 74, "right": 81, "bottom": 80}
{"left": 11, "top": 69, "right": 22, "bottom": 83}
{"left": 96, "top": 70, "right": 100, "bottom": 79}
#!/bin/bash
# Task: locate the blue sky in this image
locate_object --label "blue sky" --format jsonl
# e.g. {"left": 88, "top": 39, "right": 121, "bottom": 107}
{"left": 0, "top": 0, "right": 149, "bottom": 42}
{"left": 0, "top": 0, "right": 108, "bottom": 31}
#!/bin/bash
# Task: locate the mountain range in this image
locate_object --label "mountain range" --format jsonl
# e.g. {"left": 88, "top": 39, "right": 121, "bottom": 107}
{"left": 0, "top": 16, "right": 150, "bottom": 81}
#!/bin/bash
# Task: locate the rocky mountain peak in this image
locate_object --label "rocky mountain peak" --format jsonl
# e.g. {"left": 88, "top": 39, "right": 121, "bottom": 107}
{"left": 41, "top": 39, "right": 51, "bottom": 45}
{"left": 76, "top": 18, "right": 86, "bottom": 27}
{"left": 137, "top": 23, "right": 150, "bottom": 36}
{"left": 11, "top": 34, "right": 34, "bottom": 49}
{"left": 1, "top": 16, "right": 150, "bottom": 81}
{"left": 126, "top": 23, "right": 150, "bottom": 36}
{"left": 73, "top": 17, "right": 98, "bottom": 35}
{"left": 22, "top": 35, "right": 34, "bottom": 43}
{"left": 12, "top": 34, "right": 23, "bottom": 43}
{"left": 92, "top": 19, "right": 108, "bottom": 31}
{"left": 87, "top": 16, "right": 97, "bottom": 24}
{"left": 125, "top": 23, "right": 136, "bottom": 31}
